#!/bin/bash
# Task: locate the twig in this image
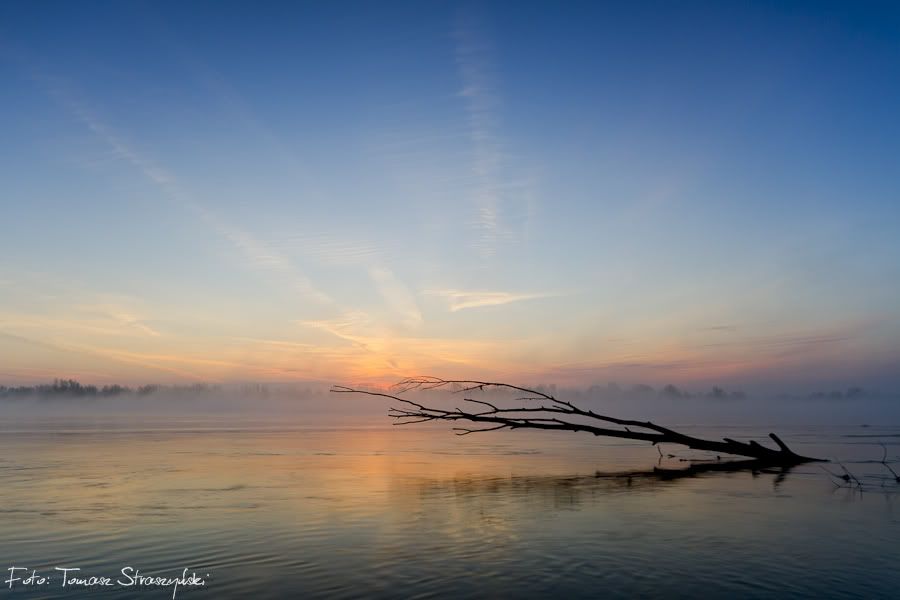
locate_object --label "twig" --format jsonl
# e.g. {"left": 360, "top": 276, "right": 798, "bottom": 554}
{"left": 879, "top": 443, "right": 900, "bottom": 483}
{"left": 331, "top": 377, "right": 826, "bottom": 464}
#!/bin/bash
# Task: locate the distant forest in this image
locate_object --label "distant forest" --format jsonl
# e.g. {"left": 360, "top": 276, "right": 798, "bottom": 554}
{"left": 0, "top": 379, "right": 221, "bottom": 399}
{"left": 0, "top": 379, "right": 881, "bottom": 401}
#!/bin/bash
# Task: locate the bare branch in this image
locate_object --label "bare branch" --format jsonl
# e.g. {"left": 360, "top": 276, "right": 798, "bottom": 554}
{"left": 879, "top": 443, "right": 900, "bottom": 482}
{"left": 463, "top": 398, "right": 500, "bottom": 412}
{"left": 330, "top": 378, "right": 826, "bottom": 465}
{"left": 453, "top": 424, "right": 510, "bottom": 436}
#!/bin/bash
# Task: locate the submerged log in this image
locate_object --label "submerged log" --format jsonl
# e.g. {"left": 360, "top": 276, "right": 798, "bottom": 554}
{"left": 331, "top": 377, "right": 826, "bottom": 465}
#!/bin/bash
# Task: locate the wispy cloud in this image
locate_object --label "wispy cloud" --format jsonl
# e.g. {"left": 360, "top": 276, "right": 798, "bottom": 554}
{"left": 29, "top": 70, "right": 182, "bottom": 194}
{"left": 454, "top": 11, "right": 522, "bottom": 257}
{"left": 426, "top": 289, "right": 555, "bottom": 312}
{"left": 0, "top": 331, "right": 122, "bottom": 382}
{"left": 68, "top": 103, "right": 176, "bottom": 190}
{"left": 60, "top": 342, "right": 225, "bottom": 381}
{"left": 191, "top": 206, "right": 334, "bottom": 306}
{"left": 79, "top": 304, "right": 162, "bottom": 338}
{"left": 279, "top": 231, "right": 384, "bottom": 268}
{"left": 699, "top": 324, "right": 738, "bottom": 332}
{"left": 694, "top": 332, "right": 853, "bottom": 352}
{"left": 368, "top": 267, "right": 423, "bottom": 328}
{"left": 0, "top": 329, "right": 204, "bottom": 382}
{"left": 299, "top": 311, "right": 373, "bottom": 349}
{"left": 2, "top": 312, "right": 158, "bottom": 340}
{"left": 295, "top": 311, "right": 531, "bottom": 381}
{"left": 38, "top": 77, "right": 335, "bottom": 308}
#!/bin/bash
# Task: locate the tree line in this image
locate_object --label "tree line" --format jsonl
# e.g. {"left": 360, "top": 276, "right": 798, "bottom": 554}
{"left": 0, "top": 379, "right": 219, "bottom": 399}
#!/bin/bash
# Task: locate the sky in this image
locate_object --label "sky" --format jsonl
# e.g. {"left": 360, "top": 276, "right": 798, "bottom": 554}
{"left": 0, "top": 1, "right": 899, "bottom": 393}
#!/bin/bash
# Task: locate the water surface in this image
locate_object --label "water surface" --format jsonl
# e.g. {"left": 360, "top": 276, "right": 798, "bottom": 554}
{"left": 1, "top": 418, "right": 898, "bottom": 598}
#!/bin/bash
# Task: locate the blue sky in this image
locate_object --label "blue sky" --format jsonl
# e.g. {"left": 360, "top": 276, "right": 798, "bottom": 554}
{"left": 1, "top": 1, "right": 898, "bottom": 392}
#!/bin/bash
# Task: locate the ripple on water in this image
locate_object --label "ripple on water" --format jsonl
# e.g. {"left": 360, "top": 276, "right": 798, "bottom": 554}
{"left": 1, "top": 423, "right": 899, "bottom": 598}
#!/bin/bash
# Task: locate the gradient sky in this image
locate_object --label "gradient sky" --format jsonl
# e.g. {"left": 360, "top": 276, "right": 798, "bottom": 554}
{"left": 1, "top": 1, "right": 899, "bottom": 392}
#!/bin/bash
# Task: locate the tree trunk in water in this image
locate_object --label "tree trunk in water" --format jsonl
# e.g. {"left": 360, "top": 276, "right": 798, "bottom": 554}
{"left": 331, "top": 377, "right": 826, "bottom": 465}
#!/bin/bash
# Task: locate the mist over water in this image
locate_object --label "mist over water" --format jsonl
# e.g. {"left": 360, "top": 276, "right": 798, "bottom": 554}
{"left": 2, "top": 384, "right": 898, "bottom": 427}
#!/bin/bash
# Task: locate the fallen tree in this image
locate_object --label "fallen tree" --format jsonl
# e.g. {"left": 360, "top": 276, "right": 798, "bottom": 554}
{"left": 332, "top": 377, "right": 826, "bottom": 465}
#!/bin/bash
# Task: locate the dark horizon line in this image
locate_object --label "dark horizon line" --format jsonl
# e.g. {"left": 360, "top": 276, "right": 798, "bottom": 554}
{"left": 0, "top": 378, "right": 893, "bottom": 401}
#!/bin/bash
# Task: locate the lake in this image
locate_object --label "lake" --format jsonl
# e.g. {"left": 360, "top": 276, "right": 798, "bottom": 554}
{"left": 1, "top": 417, "right": 898, "bottom": 598}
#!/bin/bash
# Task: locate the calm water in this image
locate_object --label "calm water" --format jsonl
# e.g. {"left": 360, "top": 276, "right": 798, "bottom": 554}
{"left": 1, "top": 417, "right": 898, "bottom": 599}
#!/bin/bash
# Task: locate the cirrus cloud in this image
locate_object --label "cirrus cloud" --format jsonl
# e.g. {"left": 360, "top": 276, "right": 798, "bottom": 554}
{"left": 426, "top": 289, "right": 556, "bottom": 312}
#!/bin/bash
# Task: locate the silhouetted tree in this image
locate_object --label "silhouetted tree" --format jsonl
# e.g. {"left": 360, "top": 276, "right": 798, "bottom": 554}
{"left": 332, "top": 377, "right": 825, "bottom": 465}
{"left": 661, "top": 384, "right": 684, "bottom": 398}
